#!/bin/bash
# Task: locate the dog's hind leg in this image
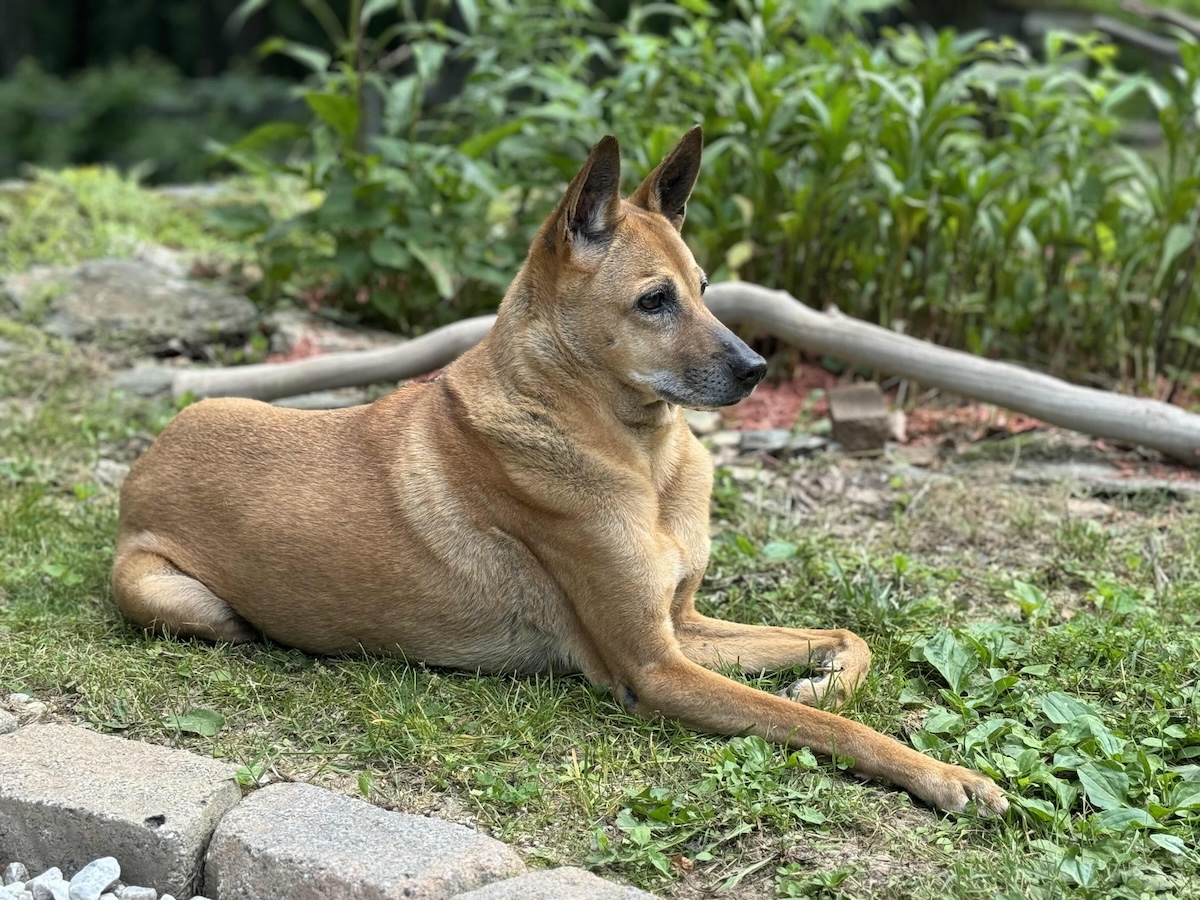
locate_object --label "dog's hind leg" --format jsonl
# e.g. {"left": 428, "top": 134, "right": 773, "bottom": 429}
{"left": 674, "top": 614, "right": 871, "bottom": 708}
{"left": 111, "top": 549, "right": 257, "bottom": 644}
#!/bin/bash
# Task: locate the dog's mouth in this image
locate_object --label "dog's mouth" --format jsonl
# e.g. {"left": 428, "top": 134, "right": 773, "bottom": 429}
{"left": 651, "top": 377, "right": 760, "bottom": 410}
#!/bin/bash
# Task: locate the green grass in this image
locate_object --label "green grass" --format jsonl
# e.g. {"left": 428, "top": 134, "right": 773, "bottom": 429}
{"left": 2, "top": 323, "right": 1199, "bottom": 899}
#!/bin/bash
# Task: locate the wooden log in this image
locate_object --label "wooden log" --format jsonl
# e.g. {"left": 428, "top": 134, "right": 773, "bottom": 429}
{"left": 173, "top": 314, "right": 496, "bottom": 401}
{"left": 1119, "top": 0, "right": 1200, "bottom": 41}
{"left": 171, "top": 282, "right": 1200, "bottom": 464}
{"left": 704, "top": 282, "right": 1200, "bottom": 465}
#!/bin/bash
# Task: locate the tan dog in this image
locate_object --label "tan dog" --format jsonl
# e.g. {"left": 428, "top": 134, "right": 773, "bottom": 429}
{"left": 113, "top": 128, "right": 1007, "bottom": 816}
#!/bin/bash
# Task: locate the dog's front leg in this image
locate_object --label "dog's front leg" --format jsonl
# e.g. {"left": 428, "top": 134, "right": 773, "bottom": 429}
{"left": 616, "top": 645, "right": 1008, "bottom": 816}
{"left": 673, "top": 611, "right": 871, "bottom": 707}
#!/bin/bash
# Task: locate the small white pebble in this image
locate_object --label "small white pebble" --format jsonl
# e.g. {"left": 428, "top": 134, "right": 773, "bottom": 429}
{"left": 3, "top": 862, "right": 28, "bottom": 885}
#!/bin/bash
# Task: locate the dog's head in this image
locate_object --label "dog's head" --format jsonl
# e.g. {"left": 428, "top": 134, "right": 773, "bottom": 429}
{"left": 512, "top": 127, "right": 766, "bottom": 411}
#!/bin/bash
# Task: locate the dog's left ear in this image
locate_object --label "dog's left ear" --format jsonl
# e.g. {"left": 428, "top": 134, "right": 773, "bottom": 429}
{"left": 629, "top": 125, "right": 703, "bottom": 231}
{"left": 547, "top": 135, "right": 623, "bottom": 252}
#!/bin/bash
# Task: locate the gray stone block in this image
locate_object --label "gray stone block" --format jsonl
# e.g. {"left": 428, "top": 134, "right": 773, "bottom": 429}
{"left": 205, "top": 782, "right": 525, "bottom": 900}
{"left": 452, "top": 867, "right": 659, "bottom": 899}
{"left": 828, "top": 382, "right": 889, "bottom": 453}
{"left": 3, "top": 259, "right": 257, "bottom": 349}
{"left": 0, "top": 724, "right": 241, "bottom": 898}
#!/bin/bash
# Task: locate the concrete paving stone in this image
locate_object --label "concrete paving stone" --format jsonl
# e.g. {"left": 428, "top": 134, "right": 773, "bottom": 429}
{"left": 451, "top": 867, "right": 660, "bottom": 899}
{"left": 205, "top": 782, "right": 526, "bottom": 900}
{"left": 828, "top": 382, "right": 889, "bottom": 453}
{"left": 0, "top": 725, "right": 241, "bottom": 898}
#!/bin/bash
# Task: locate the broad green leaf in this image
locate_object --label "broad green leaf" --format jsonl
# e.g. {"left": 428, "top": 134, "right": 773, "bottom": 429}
{"left": 369, "top": 236, "right": 411, "bottom": 270}
{"left": 305, "top": 92, "right": 360, "bottom": 145}
{"left": 1151, "top": 834, "right": 1192, "bottom": 857}
{"left": 761, "top": 541, "right": 798, "bottom": 561}
{"left": 923, "top": 628, "right": 977, "bottom": 694}
{"left": 1058, "top": 854, "right": 1098, "bottom": 887}
{"left": 1077, "top": 761, "right": 1129, "bottom": 811}
{"left": 407, "top": 242, "right": 456, "bottom": 299}
{"left": 1170, "top": 780, "right": 1200, "bottom": 810}
{"left": 459, "top": 120, "right": 526, "bottom": 158}
{"left": 1092, "top": 807, "right": 1155, "bottom": 832}
{"left": 457, "top": 0, "right": 480, "bottom": 33}
{"left": 205, "top": 203, "right": 273, "bottom": 239}
{"left": 258, "top": 37, "right": 330, "bottom": 73}
{"left": 1155, "top": 223, "right": 1193, "bottom": 290}
{"left": 1007, "top": 580, "right": 1047, "bottom": 618}
{"left": 1041, "top": 691, "right": 1100, "bottom": 725}
{"left": 725, "top": 241, "right": 754, "bottom": 272}
{"left": 165, "top": 708, "right": 225, "bottom": 737}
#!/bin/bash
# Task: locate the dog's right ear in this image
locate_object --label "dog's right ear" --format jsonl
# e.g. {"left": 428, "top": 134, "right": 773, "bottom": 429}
{"left": 544, "top": 135, "right": 622, "bottom": 252}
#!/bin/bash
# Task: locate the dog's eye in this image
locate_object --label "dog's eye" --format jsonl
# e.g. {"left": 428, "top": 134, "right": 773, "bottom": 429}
{"left": 638, "top": 290, "right": 667, "bottom": 312}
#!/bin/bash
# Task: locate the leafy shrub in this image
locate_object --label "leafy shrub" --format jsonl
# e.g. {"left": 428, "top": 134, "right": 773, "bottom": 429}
{"left": 212, "top": 0, "right": 1199, "bottom": 382}
{"left": 0, "top": 56, "right": 299, "bottom": 182}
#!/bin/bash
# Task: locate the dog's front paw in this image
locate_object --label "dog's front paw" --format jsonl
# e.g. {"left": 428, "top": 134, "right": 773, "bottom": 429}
{"left": 914, "top": 764, "right": 1009, "bottom": 816}
{"left": 778, "top": 662, "right": 853, "bottom": 708}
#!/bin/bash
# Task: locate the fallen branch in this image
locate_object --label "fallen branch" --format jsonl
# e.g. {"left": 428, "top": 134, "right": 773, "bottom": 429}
{"left": 172, "top": 282, "right": 1200, "bottom": 465}
{"left": 173, "top": 315, "right": 496, "bottom": 401}
{"left": 1119, "top": 0, "right": 1200, "bottom": 41}
{"left": 705, "top": 283, "right": 1200, "bottom": 465}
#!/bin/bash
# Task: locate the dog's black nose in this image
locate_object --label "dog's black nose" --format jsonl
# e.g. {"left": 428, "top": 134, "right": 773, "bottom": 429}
{"left": 734, "top": 354, "right": 768, "bottom": 385}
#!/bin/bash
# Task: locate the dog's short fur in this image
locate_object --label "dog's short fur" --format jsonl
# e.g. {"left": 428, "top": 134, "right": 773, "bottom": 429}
{"left": 113, "top": 128, "right": 1007, "bottom": 815}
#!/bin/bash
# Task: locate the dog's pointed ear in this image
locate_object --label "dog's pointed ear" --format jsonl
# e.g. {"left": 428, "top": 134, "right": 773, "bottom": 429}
{"left": 547, "top": 135, "right": 623, "bottom": 251}
{"left": 629, "top": 125, "right": 703, "bottom": 231}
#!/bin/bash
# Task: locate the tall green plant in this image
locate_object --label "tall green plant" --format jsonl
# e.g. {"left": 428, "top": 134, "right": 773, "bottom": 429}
{"left": 211, "top": 0, "right": 1200, "bottom": 385}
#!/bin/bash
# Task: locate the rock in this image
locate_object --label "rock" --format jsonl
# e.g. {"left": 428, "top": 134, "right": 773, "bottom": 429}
{"left": 0, "top": 709, "right": 17, "bottom": 734}
{"left": 206, "top": 782, "right": 526, "bottom": 900}
{"left": 738, "top": 430, "right": 828, "bottom": 459}
{"left": 68, "top": 859, "right": 120, "bottom": 900}
{"left": 114, "top": 889, "right": 155, "bottom": 900}
{"left": 0, "top": 724, "right": 242, "bottom": 898}
{"left": 3, "top": 259, "right": 257, "bottom": 349}
{"left": 785, "top": 434, "right": 830, "bottom": 456}
{"left": 264, "top": 308, "right": 405, "bottom": 361}
{"left": 99, "top": 895, "right": 118, "bottom": 900}
{"left": 708, "top": 430, "right": 741, "bottom": 449}
{"left": 0, "top": 887, "right": 27, "bottom": 900}
{"left": 28, "top": 870, "right": 68, "bottom": 900}
{"left": 93, "top": 459, "right": 132, "bottom": 489}
{"left": 683, "top": 409, "right": 721, "bottom": 436}
{"left": 3, "top": 864, "right": 27, "bottom": 886}
{"left": 111, "top": 366, "right": 177, "bottom": 398}
{"left": 827, "top": 383, "right": 889, "bottom": 453}
{"left": 7, "top": 692, "right": 32, "bottom": 704}
{"left": 739, "top": 429, "right": 791, "bottom": 454}
{"left": 451, "top": 867, "right": 659, "bottom": 899}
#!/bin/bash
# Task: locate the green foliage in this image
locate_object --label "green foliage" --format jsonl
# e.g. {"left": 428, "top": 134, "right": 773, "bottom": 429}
{"left": 0, "top": 168, "right": 237, "bottom": 271}
{"left": 0, "top": 56, "right": 298, "bottom": 182}
{"left": 213, "top": 0, "right": 1200, "bottom": 378}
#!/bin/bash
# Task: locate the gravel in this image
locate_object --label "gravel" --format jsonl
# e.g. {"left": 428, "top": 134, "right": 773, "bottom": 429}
{"left": 0, "top": 860, "right": 211, "bottom": 900}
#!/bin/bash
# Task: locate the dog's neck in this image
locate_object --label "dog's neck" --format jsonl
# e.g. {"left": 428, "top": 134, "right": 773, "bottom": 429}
{"left": 472, "top": 301, "right": 681, "bottom": 435}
